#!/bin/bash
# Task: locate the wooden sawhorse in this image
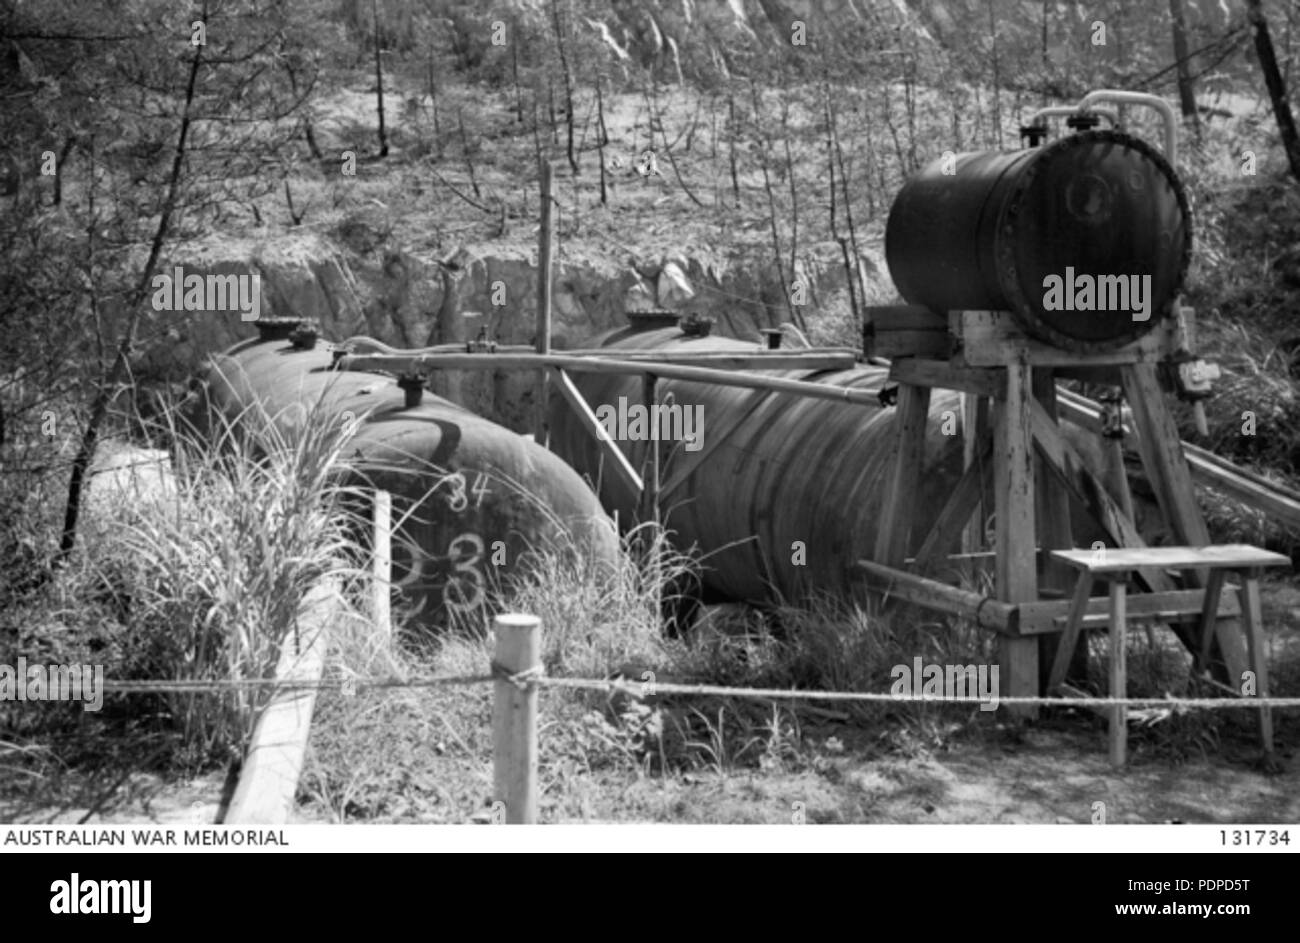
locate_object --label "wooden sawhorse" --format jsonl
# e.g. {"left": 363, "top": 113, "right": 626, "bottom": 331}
{"left": 1049, "top": 545, "right": 1289, "bottom": 767}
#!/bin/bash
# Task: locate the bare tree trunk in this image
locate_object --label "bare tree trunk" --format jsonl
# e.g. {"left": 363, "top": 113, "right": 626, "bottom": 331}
{"left": 780, "top": 98, "right": 799, "bottom": 297}
{"left": 549, "top": 0, "right": 578, "bottom": 174}
{"left": 1040, "top": 0, "right": 1049, "bottom": 107}
{"left": 824, "top": 78, "right": 861, "bottom": 337}
{"left": 595, "top": 71, "right": 608, "bottom": 206}
{"left": 371, "top": 0, "right": 388, "bottom": 158}
{"left": 283, "top": 63, "right": 322, "bottom": 160}
{"left": 551, "top": 78, "right": 563, "bottom": 147}
{"left": 1169, "top": 0, "right": 1202, "bottom": 141}
{"left": 56, "top": 23, "right": 206, "bottom": 564}
{"left": 531, "top": 91, "right": 546, "bottom": 179}
{"left": 458, "top": 108, "right": 481, "bottom": 199}
{"left": 986, "top": 0, "right": 1002, "bottom": 149}
{"left": 427, "top": 51, "right": 443, "bottom": 157}
{"left": 510, "top": 19, "right": 524, "bottom": 124}
{"left": 727, "top": 87, "right": 740, "bottom": 205}
{"left": 1246, "top": 0, "right": 1300, "bottom": 181}
{"left": 748, "top": 78, "right": 798, "bottom": 331}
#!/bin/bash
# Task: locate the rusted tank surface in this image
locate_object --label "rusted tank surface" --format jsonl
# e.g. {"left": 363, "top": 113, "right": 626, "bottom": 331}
{"left": 189, "top": 331, "right": 620, "bottom": 625}
{"left": 886, "top": 129, "right": 1191, "bottom": 352}
{"left": 547, "top": 326, "right": 966, "bottom": 602}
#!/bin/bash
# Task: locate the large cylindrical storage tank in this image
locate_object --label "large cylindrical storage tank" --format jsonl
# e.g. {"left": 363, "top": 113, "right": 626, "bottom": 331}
{"left": 885, "top": 129, "right": 1191, "bottom": 352}
{"left": 547, "top": 326, "right": 965, "bottom": 602}
{"left": 189, "top": 329, "right": 620, "bottom": 626}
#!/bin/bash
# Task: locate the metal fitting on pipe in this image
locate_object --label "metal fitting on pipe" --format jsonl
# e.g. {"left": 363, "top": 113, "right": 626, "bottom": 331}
{"left": 396, "top": 372, "right": 426, "bottom": 408}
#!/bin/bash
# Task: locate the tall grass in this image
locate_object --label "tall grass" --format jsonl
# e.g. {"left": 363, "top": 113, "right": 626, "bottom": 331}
{"left": 18, "top": 390, "right": 376, "bottom": 773}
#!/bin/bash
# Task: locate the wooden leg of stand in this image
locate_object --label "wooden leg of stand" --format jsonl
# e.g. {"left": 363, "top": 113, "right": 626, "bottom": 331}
{"left": 1240, "top": 569, "right": 1276, "bottom": 761}
{"left": 961, "top": 394, "right": 990, "bottom": 555}
{"left": 996, "top": 363, "right": 1038, "bottom": 719}
{"left": 875, "top": 383, "right": 932, "bottom": 567}
{"left": 1122, "top": 364, "right": 1248, "bottom": 684}
{"left": 1034, "top": 372, "right": 1083, "bottom": 691}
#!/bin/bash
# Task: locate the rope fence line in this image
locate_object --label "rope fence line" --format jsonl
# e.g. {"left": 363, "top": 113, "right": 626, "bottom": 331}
{"left": 23, "top": 610, "right": 1295, "bottom": 825}
{"left": 83, "top": 672, "right": 1300, "bottom": 710}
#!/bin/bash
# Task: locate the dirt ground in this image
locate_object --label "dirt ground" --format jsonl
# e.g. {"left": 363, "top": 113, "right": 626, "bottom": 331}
{"left": 5, "top": 729, "right": 1294, "bottom": 826}
{"left": 6, "top": 707, "right": 1295, "bottom": 826}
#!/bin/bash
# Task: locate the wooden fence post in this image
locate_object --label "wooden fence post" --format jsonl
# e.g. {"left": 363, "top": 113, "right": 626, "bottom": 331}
{"left": 372, "top": 489, "right": 391, "bottom": 647}
{"left": 492, "top": 613, "right": 541, "bottom": 824}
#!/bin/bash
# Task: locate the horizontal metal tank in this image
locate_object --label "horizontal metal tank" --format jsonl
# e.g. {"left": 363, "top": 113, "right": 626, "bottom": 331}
{"left": 547, "top": 325, "right": 966, "bottom": 602}
{"left": 885, "top": 129, "right": 1191, "bottom": 352}
{"left": 188, "top": 324, "right": 620, "bottom": 626}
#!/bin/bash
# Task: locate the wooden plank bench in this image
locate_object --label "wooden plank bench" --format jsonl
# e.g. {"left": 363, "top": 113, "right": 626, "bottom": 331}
{"left": 1049, "top": 545, "right": 1289, "bottom": 768}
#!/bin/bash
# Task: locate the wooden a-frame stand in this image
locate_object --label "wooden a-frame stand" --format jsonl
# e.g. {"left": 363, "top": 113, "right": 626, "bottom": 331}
{"left": 860, "top": 308, "right": 1255, "bottom": 720}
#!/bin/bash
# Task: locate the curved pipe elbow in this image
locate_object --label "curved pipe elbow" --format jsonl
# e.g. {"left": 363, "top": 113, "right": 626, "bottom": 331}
{"left": 1075, "top": 89, "right": 1177, "bottom": 166}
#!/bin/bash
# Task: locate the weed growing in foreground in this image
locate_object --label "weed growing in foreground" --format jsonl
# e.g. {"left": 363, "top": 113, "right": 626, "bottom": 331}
{"left": 2, "top": 391, "right": 377, "bottom": 782}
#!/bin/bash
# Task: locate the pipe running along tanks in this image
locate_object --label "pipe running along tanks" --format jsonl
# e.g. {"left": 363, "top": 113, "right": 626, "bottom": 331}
{"left": 187, "top": 320, "right": 620, "bottom": 626}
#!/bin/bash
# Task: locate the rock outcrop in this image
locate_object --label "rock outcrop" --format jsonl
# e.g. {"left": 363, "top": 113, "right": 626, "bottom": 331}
{"left": 138, "top": 229, "right": 890, "bottom": 432}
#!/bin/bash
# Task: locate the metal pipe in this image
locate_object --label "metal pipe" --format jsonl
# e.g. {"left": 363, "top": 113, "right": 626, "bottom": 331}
{"left": 337, "top": 352, "right": 890, "bottom": 406}
{"left": 336, "top": 336, "right": 857, "bottom": 368}
{"left": 1075, "top": 89, "right": 1178, "bottom": 166}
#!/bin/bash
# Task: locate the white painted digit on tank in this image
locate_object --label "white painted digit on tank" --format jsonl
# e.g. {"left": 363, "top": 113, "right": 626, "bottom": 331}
{"left": 444, "top": 471, "right": 468, "bottom": 512}
{"left": 444, "top": 532, "right": 485, "bottom": 612}
{"left": 391, "top": 531, "right": 426, "bottom": 589}
{"left": 472, "top": 472, "right": 491, "bottom": 508}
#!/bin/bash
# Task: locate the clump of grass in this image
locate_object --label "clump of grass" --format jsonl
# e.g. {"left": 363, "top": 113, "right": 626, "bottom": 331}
{"left": 35, "top": 390, "right": 375, "bottom": 773}
{"left": 650, "top": 589, "right": 998, "bottom": 773}
{"left": 434, "top": 520, "right": 694, "bottom": 680}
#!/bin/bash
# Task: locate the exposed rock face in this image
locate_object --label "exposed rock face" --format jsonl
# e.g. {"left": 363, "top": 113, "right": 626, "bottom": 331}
{"left": 142, "top": 232, "right": 889, "bottom": 432}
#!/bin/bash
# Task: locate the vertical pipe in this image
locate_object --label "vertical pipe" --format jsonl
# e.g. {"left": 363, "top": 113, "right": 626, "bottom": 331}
{"left": 492, "top": 613, "right": 541, "bottom": 824}
{"left": 536, "top": 163, "right": 555, "bottom": 444}
{"left": 372, "top": 489, "right": 392, "bottom": 647}
{"left": 642, "top": 372, "right": 661, "bottom": 618}
{"left": 642, "top": 372, "right": 660, "bottom": 524}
